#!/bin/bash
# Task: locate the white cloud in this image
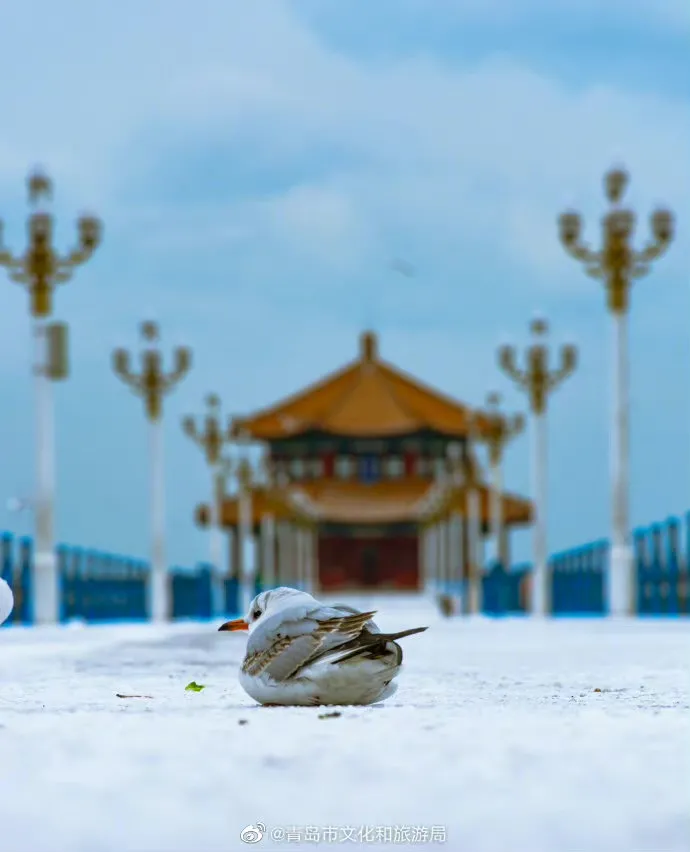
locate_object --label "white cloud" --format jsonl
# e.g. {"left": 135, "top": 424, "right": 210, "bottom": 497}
{"left": 263, "top": 184, "right": 375, "bottom": 266}
{"left": 340, "top": 0, "right": 690, "bottom": 30}
{"left": 0, "top": 2, "right": 686, "bottom": 280}
{"left": 0, "top": 1, "right": 686, "bottom": 367}
{"left": 136, "top": 55, "right": 689, "bottom": 287}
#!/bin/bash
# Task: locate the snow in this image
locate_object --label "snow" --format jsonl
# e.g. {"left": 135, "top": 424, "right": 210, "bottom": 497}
{"left": 1, "top": 594, "right": 688, "bottom": 852}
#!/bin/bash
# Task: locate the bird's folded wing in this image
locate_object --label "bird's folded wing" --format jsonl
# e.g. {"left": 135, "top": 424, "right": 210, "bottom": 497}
{"left": 242, "top": 609, "right": 377, "bottom": 681}
{"left": 330, "top": 603, "right": 380, "bottom": 633}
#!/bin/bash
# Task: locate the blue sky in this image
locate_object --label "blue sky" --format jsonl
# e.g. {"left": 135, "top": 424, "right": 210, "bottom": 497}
{"left": 0, "top": 0, "right": 688, "bottom": 568}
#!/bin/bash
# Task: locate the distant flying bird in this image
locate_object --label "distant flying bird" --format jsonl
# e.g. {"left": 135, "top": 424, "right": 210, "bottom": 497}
{"left": 390, "top": 258, "right": 417, "bottom": 278}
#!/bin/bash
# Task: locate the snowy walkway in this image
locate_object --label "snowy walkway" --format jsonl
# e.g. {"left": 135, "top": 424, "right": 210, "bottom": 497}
{"left": 1, "top": 597, "right": 688, "bottom": 852}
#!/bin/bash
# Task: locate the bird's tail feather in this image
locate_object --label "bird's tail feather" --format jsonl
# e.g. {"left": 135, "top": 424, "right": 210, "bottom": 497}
{"left": 378, "top": 626, "right": 428, "bottom": 642}
{"left": 328, "top": 626, "right": 428, "bottom": 665}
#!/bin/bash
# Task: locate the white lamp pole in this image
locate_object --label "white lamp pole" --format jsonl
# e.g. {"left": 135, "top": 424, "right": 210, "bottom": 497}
{"left": 261, "top": 514, "right": 276, "bottom": 590}
{"left": 113, "top": 321, "right": 191, "bottom": 623}
{"left": 33, "top": 321, "right": 57, "bottom": 625}
{"left": 610, "top": 311, "right": 631, "bottom": 612}
{"left": 558, "top": 167, "right": 674, "bottom": 615}
{"left": 0, "top": 171, "right": 101, "bottom": 625}
{"left": 149, "top": 415, "right": 167, "bottom": 623}
{"left": 499, "top": 319, "right": 577, "bottom": 616}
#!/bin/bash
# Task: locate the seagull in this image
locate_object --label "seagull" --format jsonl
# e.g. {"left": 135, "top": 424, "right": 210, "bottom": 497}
{"left": 218, "top": 587, "right": 428, "bottom": 707}
{"left": 0, "top": 577, "right": 14, "bottom": 626}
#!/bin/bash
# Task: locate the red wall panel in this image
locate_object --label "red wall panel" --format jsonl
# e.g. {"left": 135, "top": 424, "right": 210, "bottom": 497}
{"left": 318, "top": 535, "right": 419, "bottom": 591}
{"left": 323, "top": 452, "right": 335, "bottom": 478}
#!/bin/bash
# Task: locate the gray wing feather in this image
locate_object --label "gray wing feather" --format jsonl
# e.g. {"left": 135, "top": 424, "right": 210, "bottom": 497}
{"left": 242, "top": 608, "right": 377, "bottom": 681}
{"left": 244, "top": 633, "right": 320, "bottom": 680}
{"left": 330, "top": 603, "right": 380, "bottom": 633}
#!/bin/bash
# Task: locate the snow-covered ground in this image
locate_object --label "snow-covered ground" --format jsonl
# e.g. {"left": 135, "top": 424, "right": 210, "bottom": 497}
{"left": 1, "top": 595, "right": 688, "bottom": 852}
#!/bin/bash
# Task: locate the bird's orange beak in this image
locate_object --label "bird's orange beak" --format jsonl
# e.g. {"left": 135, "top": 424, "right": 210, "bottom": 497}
{"left": 218, "top": 618, "right": 249, "bottom": 632}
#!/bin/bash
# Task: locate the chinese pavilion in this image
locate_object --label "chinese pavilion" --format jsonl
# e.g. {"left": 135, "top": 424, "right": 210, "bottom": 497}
{"left": 213, "top": 331, "right": 531, "bottom": 593}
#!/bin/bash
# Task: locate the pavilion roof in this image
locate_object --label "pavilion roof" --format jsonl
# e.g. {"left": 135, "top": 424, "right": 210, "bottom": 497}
{"left": 230, "top": 330, "right": 495, "bottom": 441}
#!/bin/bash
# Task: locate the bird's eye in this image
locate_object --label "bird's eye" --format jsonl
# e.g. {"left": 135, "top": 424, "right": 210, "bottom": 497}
{"left": 252, "top": 609, "right": 261, "bottom": 620}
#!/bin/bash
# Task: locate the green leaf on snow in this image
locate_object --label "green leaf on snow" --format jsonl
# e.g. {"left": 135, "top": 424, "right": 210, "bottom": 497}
{"left": 185, "top": 681, "right": 206, "bottom": 692}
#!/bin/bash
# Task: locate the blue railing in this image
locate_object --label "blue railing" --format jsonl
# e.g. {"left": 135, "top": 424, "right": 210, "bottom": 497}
{"left": 5, "top": 514, "right": 689, "bottom": 624}
{"left": 549, "top": 539, "right": 608, "bottom": 615}
{"left": 634, "top": 519, "right": 688, "bottom": 616}
{"left": 546, "top": 518, "right": 689, "bottom": 616}
{"left": 435, "top": 563, "right": 529, "bottom": 617}
{"left": 433, "top": 514, "right": 690, "bottom": 617}
{"left": 1, "top": 533, "right": 263, "bottom": 626}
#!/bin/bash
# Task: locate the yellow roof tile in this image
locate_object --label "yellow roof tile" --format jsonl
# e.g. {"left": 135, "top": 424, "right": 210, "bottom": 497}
{"left": 231, "top": 330, "right": 492, "bottom": 440}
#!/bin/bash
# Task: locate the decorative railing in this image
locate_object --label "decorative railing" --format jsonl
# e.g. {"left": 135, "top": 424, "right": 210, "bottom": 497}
{"left": 435, "top": 515, "right": 690, "bottom": 616}
{"left": 4, "top": 515, "right": 689, "bottom": 624}
{"left": 0, "top": 533, "right": 259, "bottom": 626}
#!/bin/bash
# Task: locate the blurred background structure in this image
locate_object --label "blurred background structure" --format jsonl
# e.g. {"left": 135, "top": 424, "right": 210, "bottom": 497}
{"left": 0, "top": 194, "right": 686, "bottom": 623}
{"left": 0, "top": 114, "right": 683, "bottom": 623}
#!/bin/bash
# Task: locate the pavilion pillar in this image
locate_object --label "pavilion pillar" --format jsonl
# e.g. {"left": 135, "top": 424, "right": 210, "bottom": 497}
{"left": 300, "top": 525, "right": 312, "bottom": 592}
{"left": 445, "top": 517, "right": 454, "bottom": 594}
{"left": 436, "top": 520, "right": 448, "bottom": 594}
{"left": 499, "top": 526, "right": 511, "bottom": 570}
{"left": 288, "top": 522, "right": 299, "bottom": 588}
{"left": 308, "top": 525, "right": 319, "bottom": 593}
{"left": 230, "top": 526, "right": 240, "bottom": 579}
{"left": 251, "top": 527, "right": 260, "bottom": 595}
{"left": 303, "top": 525, "right": 312, "bottom": 591}
{"left": 261, "top": 514, "right": 276, "bottom": 590}
{"left": 274, "top": 521, "right": 283, "bottom": 585}
{"left": 276, "top": 521, "right": 291, "bottom": 586}
{"left": 449, "top": 511, "right": 463, "bottom": 595}
{"left": 439, "top": 518, "right": 449, "bottom": 594}
{"left": 423, "top": 525, "right": 432, "bottom": 593}
{"left": 436, "top": 520, "right": 444, "bottom": 593}
{"left": 428, "top": 524, "right": 437, "bottom": 594}
{"left": 418, "top": 525, "right": 428, "bottom": 593}
{"left": 295, "top": 524, "right": 306, "bottom": 591}
{"left": 460, "top": 510, "right": 469, "bottom": 582}
{"left": 254, "top": 527, "right": 262, "bottom": 590}
{"left": 433, "top": 522, "right": 442, "bottom": 594}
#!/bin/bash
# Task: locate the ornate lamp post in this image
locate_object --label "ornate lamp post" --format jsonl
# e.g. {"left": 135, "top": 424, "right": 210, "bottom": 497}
{"left": 558, "top": 167, "right": 674, "bottom": 615}
{"left": 478, "top": 393, "right": 524, "bottom": 570}
{"left": 113, "top": 321, "right": 191, "bottom": 622}
{"left": 499, "top": 319, "right": 577, "bottom": 615}
{"left": 0, "top": 170, "right": 101, "bottom": 624}
{"left": 182, "top": 394, "right": 232, "bottom": 616}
